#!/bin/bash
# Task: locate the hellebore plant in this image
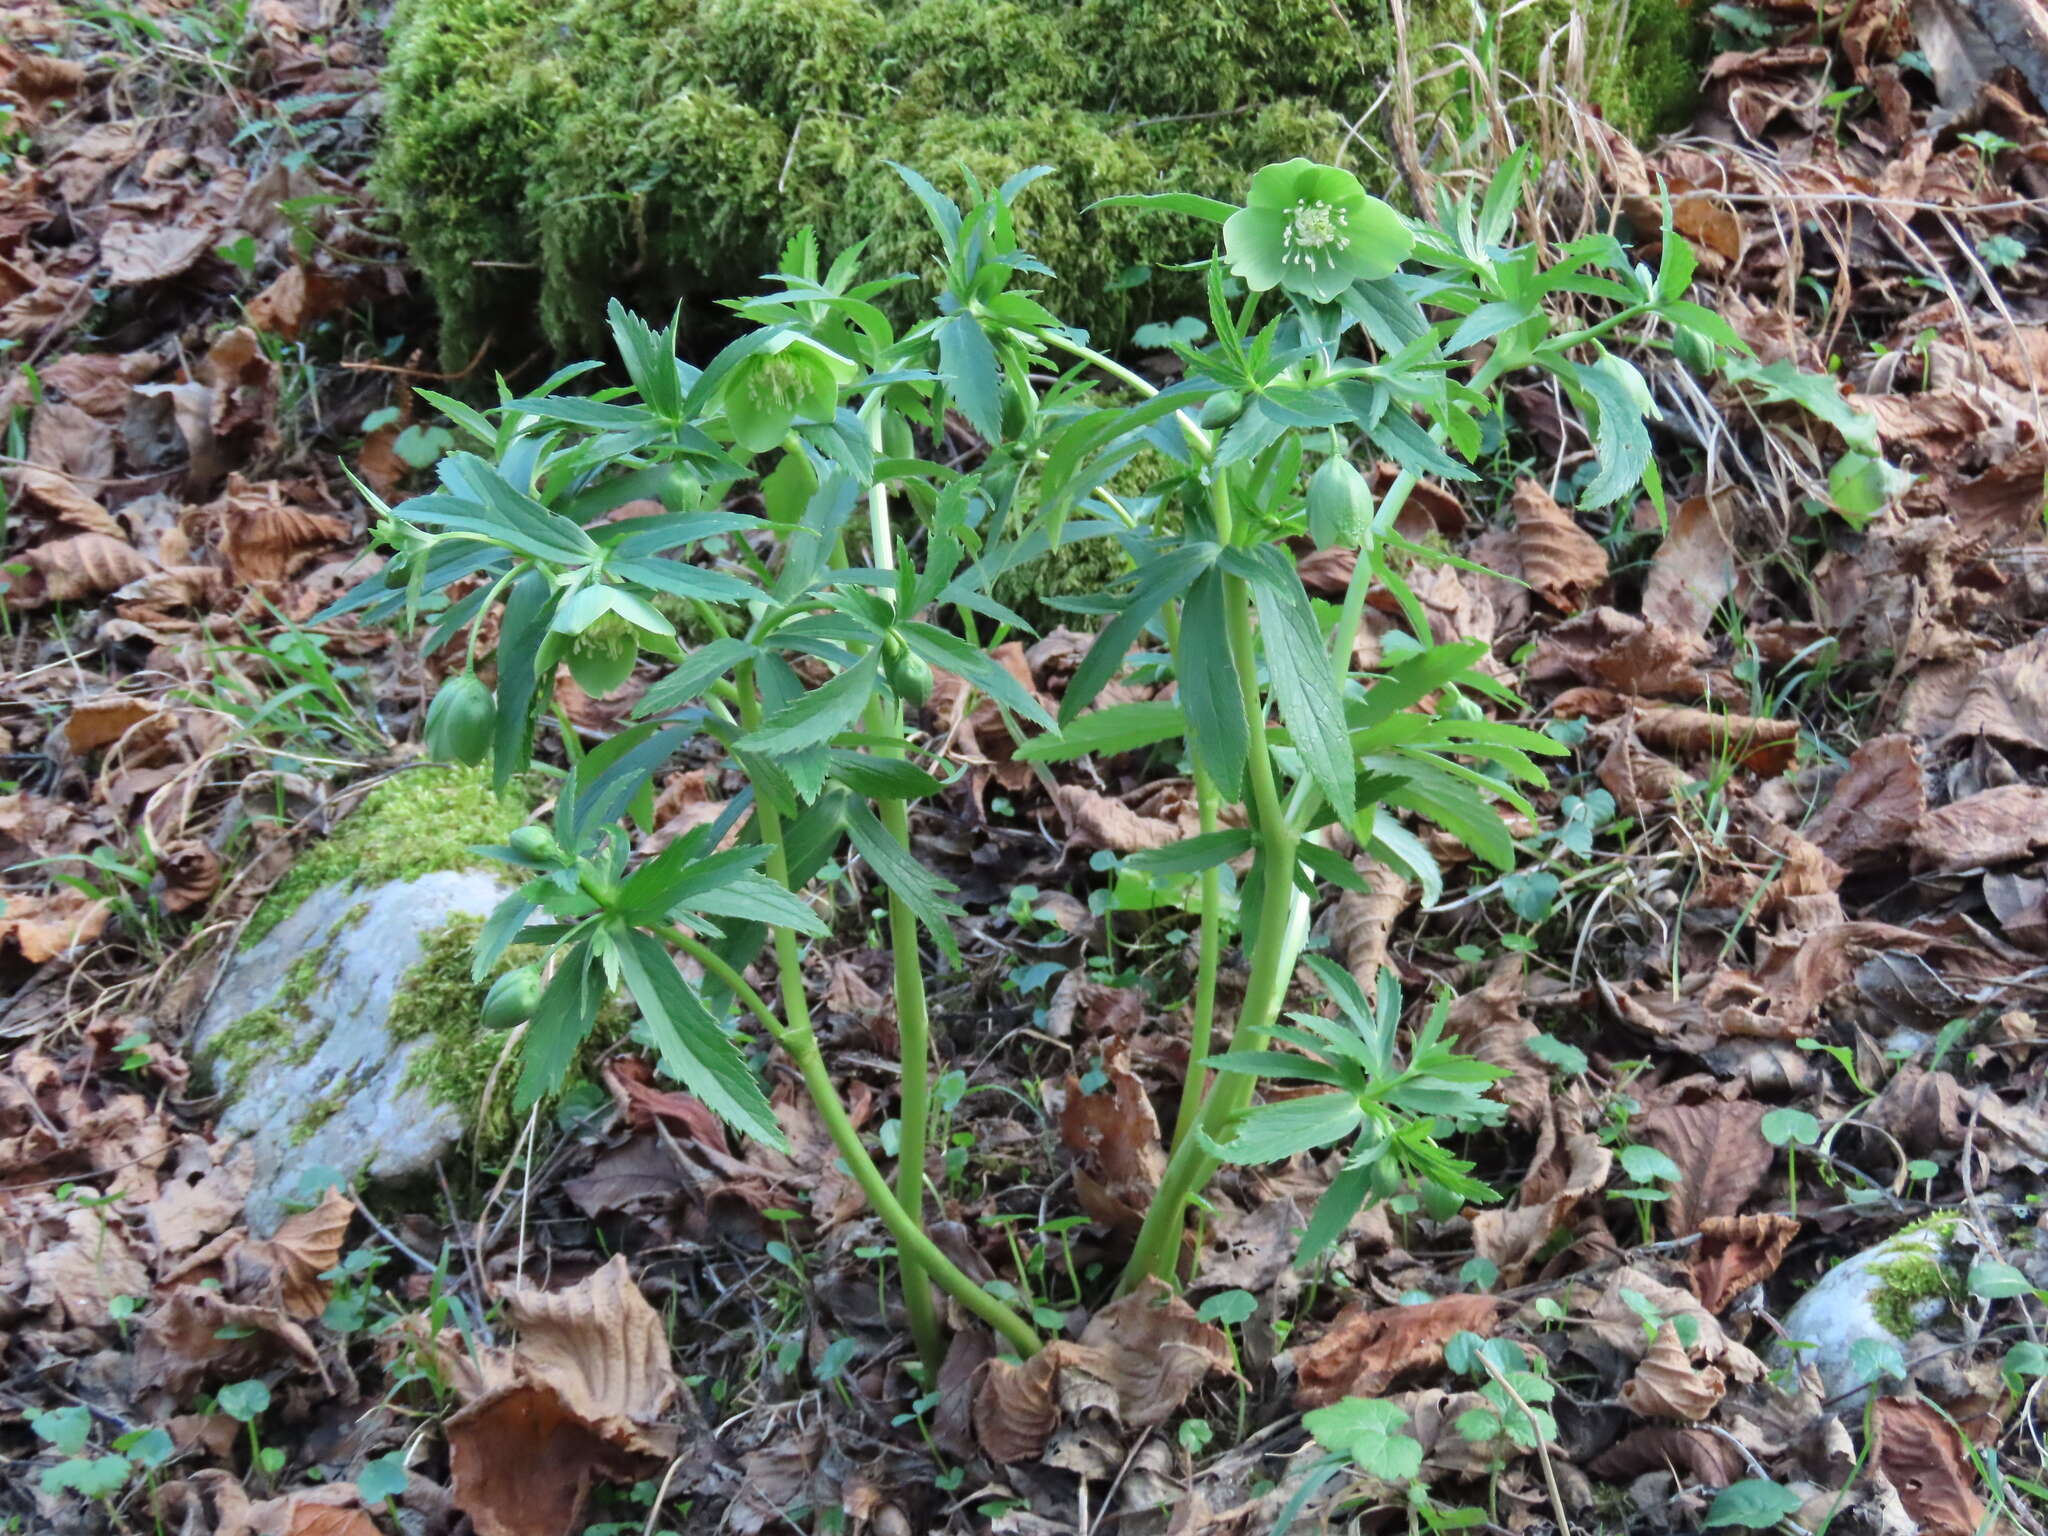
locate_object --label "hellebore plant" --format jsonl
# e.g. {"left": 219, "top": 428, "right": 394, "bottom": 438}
{"left": 326, "top": 151, "right": 1732, "bottom": 1372}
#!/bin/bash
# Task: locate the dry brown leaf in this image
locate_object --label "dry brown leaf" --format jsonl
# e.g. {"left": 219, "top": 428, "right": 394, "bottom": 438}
{"left": 159, "top": 838, "right": 222, "bottom": 914}
{"left": 8, "top": 463, "right": 119, "bottom": 532}
{"left": 1909, "top": 784, "right": 2048, "bottom": 871}
{"left": 245, "top": 264, "right": 352, "bottom": 340}
{"left": 1637, "top": 1100, "right": 1771, "bottom": 1236}
{"left": 25, "top": 1206, "right": 150, "bottom": 1328}
{"left": 1526, "top": 607, "right": 1725, "bottom": 701}
{"left": 1632, "top": 705, "right": 1801, "bottom": 775}
{"left": 1075, "top": 1276, "right": 1233, "bottom": 1427}
{"left": 1585, "top": 1266, "right": 1766, "bottom": 1381}
{"left": 1331, "top": 856, "right": 1410, "bottom": 997}
{"left": 1874, "top": 1396, "right": 1987, "bottom": 1536}
{"left": 17, "top": 531, "right": 153, "bottom": 605}
{"left": 40, "top": 349, "right": 161, "bottom": 416}
{"left": 1587, "top": 1425, "right": 1747, "bottom": 1485}
{"left": 973, "top": 1340, "right": 1091, "bottom": 1463}
{"left": 1642, "top": 495, "right": 1739, "bottom": 637}
{"left": 1053, "top": 784, "right": 1179, "bottom": 852}
{"left": 0, "top": 885, "right": 111, "bottom": 963}
{"left": 148, "top": 1142, "right": 255, "bottom": 1256}
{"left": 502, "top": 1253, "right": 678, "bottom": 1444}
{"left": 211, "top": 476, "right": 353, "bottom": 584}
{"left": 242, "top": 1188, "right": 354, "bottom": 1319}
{"left": 1444, "top": 959, "right": 1547, "bottom": 1128}
{"left": 446, "top": 1383, "right": 655, "bottom": 1536}
{"left": 1620, "top": 1324, "right": 1727, "bottom": 1421}
{"left": 63, "top": 695, "right": 161, "bottom": 754}
{"left": 1925, "top": 632, "right": 2048, "bottom": 753}
{"left": 1293, "top": 1293, "right": 1500, "bottom": 1407}
{"left": 136, "top": 1285, "right": 327, "bottom": 1395}
{"left": 1692, "top": 1213, "right": 1801, "bottom": 1313}
{"left": 101, "top": 220, "right": 215, "bottom": 284}
{"left": 1057, "top": 1040, "right": 1164, "bottom": 1237}
{"left": 1510, "top": 479, "right": 1608, "bottom": 612}
{"left": 1597, "top": 726, "right": 1692, "bottom": 816}
{"left": 1806, "top": 734, "right": 1926, "bottom": 872}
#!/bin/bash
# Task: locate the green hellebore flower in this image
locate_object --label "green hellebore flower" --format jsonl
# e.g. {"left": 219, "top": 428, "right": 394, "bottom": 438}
{"left": 723, "top": 333, "right": 858, "bottom": 453}
{"left": 1223, "top": 159, "right": 1413, "bottom": 305}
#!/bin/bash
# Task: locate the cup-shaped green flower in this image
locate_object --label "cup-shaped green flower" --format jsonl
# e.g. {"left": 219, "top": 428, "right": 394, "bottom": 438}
{"left": 1223, "top": 160, "right": 1413, "bottom": 305}
{"left": 723, "top": 333, "right": 858, "bottom": 453}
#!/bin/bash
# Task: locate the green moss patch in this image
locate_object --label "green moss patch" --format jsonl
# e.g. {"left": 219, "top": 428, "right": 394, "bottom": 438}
{"left": 378, "top": 0, "right": 1704, "bottom": 364}
{"left": 241, "top": 766, "right": 530, "bottom": 949}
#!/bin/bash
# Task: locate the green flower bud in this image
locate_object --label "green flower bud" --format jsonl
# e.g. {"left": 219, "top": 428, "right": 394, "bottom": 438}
{"left": 508, "top": 825, "right": 556, "bottom": 862}
{"left": 423, "top": 673, "right": 495, "bottom": 766}
{"left": 1306, "top": 454, "right": 1375, "bottom": 550}
{"left": 1199, "top": 390, "right": 1244, "bottom": 429}
{"left": 566, "top": 612, "right": 638, "bottom": 698}
{"left": 882, "top": 644, "right": 934, "bottom": 708}
{"left": 1672, "top": 325, "right": 1718, "bottom": 375}
{"left": 1001, "top": 373, "right": 1036, "bottom": 439}
{"left": 481, "top": 964, "right": 544, "bottom": 1030}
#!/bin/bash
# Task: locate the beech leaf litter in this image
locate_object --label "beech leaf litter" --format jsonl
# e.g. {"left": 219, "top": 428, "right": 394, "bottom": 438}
{"left": 5, "top": 2, "right": 2048, "bottom": 1533}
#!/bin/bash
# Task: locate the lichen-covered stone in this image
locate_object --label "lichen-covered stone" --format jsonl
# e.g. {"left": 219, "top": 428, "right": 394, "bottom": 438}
{"left": 1776, "top": 1217, "right": 1965, "bottom": 1406}
{"left": 194, "top": 872, "right": 519, "bottom": 1232}
{"left": 378, "top": 0, "right": 1705, "bottom": 364}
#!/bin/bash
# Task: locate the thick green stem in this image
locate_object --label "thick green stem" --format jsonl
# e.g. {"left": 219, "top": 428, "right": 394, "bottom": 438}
{"left": 855, "top": 406, "right": 945, "bottom": 1374}
{"left": 1161, "top": 601, "right": 1224, "bottom": 1156}
{"left": 662, "top": 923, "right": 1039, "bottom": 1357}
{"left": 1121, "top": 563, "right": 1304, "bottom": 1290}
{"left": 866, "top": 699, "right": 944, "bottom": 1374}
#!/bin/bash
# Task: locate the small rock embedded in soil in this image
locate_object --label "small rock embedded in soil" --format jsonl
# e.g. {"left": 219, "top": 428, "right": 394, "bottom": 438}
{"left": 192, "top": 871, "right": 511, "bottom": 1232}
{"left": 1775, "top": 1219, "right": 1964, "bottom": 1406}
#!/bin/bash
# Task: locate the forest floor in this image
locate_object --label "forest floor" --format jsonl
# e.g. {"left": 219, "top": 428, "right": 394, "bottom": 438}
{"left": 5, "top": 2, "right": 2048, "bottom": 1534}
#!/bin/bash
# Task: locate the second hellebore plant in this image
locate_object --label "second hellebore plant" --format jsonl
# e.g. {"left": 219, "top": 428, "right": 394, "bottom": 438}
{"left": 328, "top": 151, "right": 1733, "bottom": 1370}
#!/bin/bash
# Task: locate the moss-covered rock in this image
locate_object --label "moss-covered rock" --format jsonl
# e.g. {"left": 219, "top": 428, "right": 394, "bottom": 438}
{"left": 242, "top": 765, "right": 530, "bottom": 948}
{"left": 378, "top": 0, "right": 1705, "bottom": 364}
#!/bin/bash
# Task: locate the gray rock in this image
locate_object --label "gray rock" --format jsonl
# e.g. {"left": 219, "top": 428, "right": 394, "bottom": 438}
{"left": 193, "top": 870, "right": 510, "bottom": 1232}
{"left": 1775, "top": 1219, "right": 1964, "bottom": 1407}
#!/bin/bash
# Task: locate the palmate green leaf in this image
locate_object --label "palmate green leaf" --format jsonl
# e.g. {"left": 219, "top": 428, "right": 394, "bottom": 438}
{"left": 741, "top": 651, "right": 882, "bottom": 758}
{"left": 516, "top": 942, "right": 603, "bottom": 1109}
{"left": 900, "top": 620, "right": 1055, "bottom": 729}
{"left": 1202, "top": 1050, "right": 1350, "bottom": 1088}
{"left": 560, "top": 721, "right": 693, "bottom": 852}
{"left": 1232, "top": 545, "right": 1352, "bottom": 820}
{"left": 1568, "top": 354, "right": 1655, "bottom": 509}
{"left": 937, "top": 312, "right": 1003, "bottom": 444}
{"left": 492, "top": 570, "right": 562, "bottom": 788}
{"left": 1089, "top": 190, "right": 1238, "bottom": 224}
{"left": 1203, "top": 1092, "right": 1364, "bottom": 1164}
{"left": 1012, "top": 698, "right": 1184, "bottom": 762}
{"left": 1123, "top": 828, "right": 1252, "bottom": 877}
{"left": 844, "top": 797, "right": 964, "bottom": 965}
{"left": 1178, "top": 565, "right": 1248, "bottom": 799}
{"left": 1370, "top": 754, "right": 1515, "bottom": 870}
{"left": 1061, "top": 542, "right": 1218, "bottom": 722}
{"left": 826, "top": 749, "right": 948, "bottom": 800}
{"left": 615, "top": 841, "right": 767, "bottom": 923}
{"left": 633, "top": 637, "right": 759, "bottom": 718}
{"left": 1299, "top": 1158, "right": 1375, "bottom": 1264}
{"left": 614, "top": 925, "right": 784, "bottom": 1148}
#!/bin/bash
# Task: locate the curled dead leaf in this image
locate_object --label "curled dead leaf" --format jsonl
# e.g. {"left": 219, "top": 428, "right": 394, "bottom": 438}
{"left": 1511, "top": 480, "right": 1608, "bottom": 612}
{"left": 0, "top": 886, "right": 111, "bottom": 963}
{"left": 1587, "top": 1425, "right": 1747, "bottom": 1485}
{"left": 1077, "top": 1276, "right": 1233, "bottom": 1428}
{"left": 159, "top": 839, "right": 222, "bottom": 915}
{"left": 973, "top": 1341, "right": 1090, "bottom": 1463}
{"left": 1057, "top": 1041, "right": 1164, "bottom": 1237}
{"left": 1692, "top": 1213, "right": 1801, "bottom": 1313}
{"left": 1294, "top": 1293, "right": 1500, "bottom": 1407}
{"left": 1641, "top": 495, "right": 1739, "bottom": 638}
{"left": 1620, "top": 1323, "right": 1727, "bottom": 1421}
{"left": 1053, "top": 784, "right": 1180, "bottom": 853}
{"left": 16, "top": 531, "right": 153, "bottom": 606}
{"left": 1806, "top": 734, "right": 1926, "bottom": 872}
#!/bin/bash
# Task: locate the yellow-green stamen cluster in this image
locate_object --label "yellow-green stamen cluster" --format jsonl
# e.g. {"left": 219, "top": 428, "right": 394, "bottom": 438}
{"left": 1284, "top": 199, "right": 1350, "bottom": 272}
